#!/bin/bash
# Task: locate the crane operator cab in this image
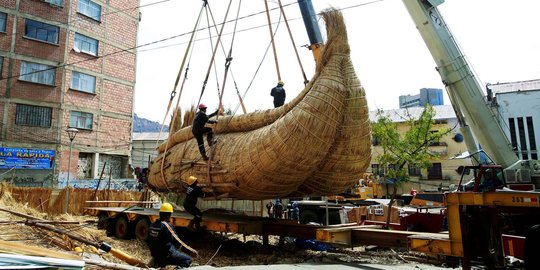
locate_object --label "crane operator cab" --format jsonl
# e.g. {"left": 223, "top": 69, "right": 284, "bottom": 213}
{"left": 458, "top": 165, "right": 506, "bottom": 192}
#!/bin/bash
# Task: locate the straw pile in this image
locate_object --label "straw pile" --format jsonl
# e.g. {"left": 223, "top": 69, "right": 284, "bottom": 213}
{"left": 51, "top": 188, "right": 143, "bottom": 215}
{"left": 148, "top": 9, "right": 372, "bottom": 199}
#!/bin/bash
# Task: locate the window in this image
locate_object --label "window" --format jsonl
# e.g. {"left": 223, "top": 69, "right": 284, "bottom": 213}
{"left": 517, "top": 117, "right": 528, "bottom": 160}
{"left": 74, "top": 33, "right": 98, "bottom": 56}
{"left": 43, "top": 0, "right": 63, "bottom": 6}
{"left": 20, "top": 61, "right": 56, "bottom": 85}
{"left": 0, "top": 12, "right": 6, "bottom": 32}
{"left": 408, "top": 164, "right": 421, "bottom": 176}
{"left": 78, "top": 0, "right": 101, "bottom": 21}
{"left": 428, "top": 163, "right": 442, "bottom": 180}
{"left": 15, "top": 104, "right": 52, "bottom": 127}
{"left": 70, "top": 111, "right": 93, "bottom": 129}
{"left": 509, "top": 118, "right": 518, "bottom": 155}
{"left": 527, "top": 117, "right": 537, "bottom": 160}
{"left": 24, "top": 19, "right": 59, "bottom": 44}
{"left": 71, "top": 71, "right": 96, "bottom": 93}
{"left": 371, "top": 164, "right": 383, "bottom": 177}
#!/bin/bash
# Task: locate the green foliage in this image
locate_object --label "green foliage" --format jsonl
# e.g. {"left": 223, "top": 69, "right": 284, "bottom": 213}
{"left": 372, "top": 104, "right": 452, "bottom": 186}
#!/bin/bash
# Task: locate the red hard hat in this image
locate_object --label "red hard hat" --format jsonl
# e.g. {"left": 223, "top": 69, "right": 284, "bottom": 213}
{"left": 198, "top": 104, "right": 207, "bottom": 110}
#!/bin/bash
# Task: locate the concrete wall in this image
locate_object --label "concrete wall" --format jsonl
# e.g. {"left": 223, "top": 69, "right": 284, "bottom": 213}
{"left": 496, "top": 90, "right": 540, "bottom": 160}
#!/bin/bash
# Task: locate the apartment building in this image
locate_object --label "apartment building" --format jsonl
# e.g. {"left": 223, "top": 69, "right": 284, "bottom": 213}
{"left": 0, "top": 0, "right": 139, "bottom": 187}
{"left": 369, "top": 105, "right": 472, "bottom": 194}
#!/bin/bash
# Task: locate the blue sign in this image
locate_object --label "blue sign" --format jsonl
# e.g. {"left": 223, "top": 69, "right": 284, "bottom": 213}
{"left": 0, "top": 148, "right": 55, "bottom": 170}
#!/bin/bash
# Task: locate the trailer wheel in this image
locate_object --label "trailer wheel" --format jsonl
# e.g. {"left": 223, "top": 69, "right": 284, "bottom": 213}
{"left": 299, "top": 210, "right": 319, "bottom": 224}
{"left": 525, "top": 224, "right": 540, "bottom": 270}
{"left": 135, "top": 218, "right": 151, "bottom": 241}
{"left": 97, "top": 212, "right": 109, "bottom": 230}
{"left": 115, "top": 216, "right": 132, "bottom": 239}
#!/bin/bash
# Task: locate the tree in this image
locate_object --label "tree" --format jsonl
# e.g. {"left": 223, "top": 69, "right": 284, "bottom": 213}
{"left": 371, "top": 104, "right": 453, "bottom": 228}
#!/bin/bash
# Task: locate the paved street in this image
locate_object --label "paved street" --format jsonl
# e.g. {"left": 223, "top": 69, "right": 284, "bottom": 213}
{"left": 192, "top": 263, "right": 451, "bottom": 270}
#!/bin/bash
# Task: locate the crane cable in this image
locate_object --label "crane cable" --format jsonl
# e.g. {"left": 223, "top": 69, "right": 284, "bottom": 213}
{"left": 217, "top": 0, "right": 242, "bottom": 114}
{"left": 264, "top": 0, "right": 282, "bottom": 82}
{"left": 157, "top": 1, "right": 206, "bottom": 191}
{"left": 204, "top": 4, "right": 223, "bottom": 105}
{"left": 196, "top": 0, "right": 234, "bottom": 107}
{"left": 204, "top": 2, "right": 247, "bottom": 114}
{"left": 277, "top": 0, "right": 309, "bottom": 85}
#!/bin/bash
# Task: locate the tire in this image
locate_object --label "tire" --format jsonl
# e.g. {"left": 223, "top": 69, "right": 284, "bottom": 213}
{"left": 115, "top": 216, "right": 132, "bottom": 239}
{"left": 135, "top": 218, "right": 151, "bottom": 241}
{"left": 525, "top": 224, "right": 540, "bottom": 270}
{"left": 299, "top": 210, "right": 319, "bottom": 225}
{"left": 97, "top": 212, "right": 109, "bottom": 230}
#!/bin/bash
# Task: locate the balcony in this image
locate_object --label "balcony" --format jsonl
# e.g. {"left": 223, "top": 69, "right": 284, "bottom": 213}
{"left": 428, "top": 142, "right": 448, "bottom": 155}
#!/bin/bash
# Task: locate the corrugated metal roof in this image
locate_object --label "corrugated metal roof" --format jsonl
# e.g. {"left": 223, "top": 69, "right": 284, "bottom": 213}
{"left": 132, "top": 132, "right": 168, "bottom": 141}
{"left": 369, "top": 105, "right": 456, "bottom": 122}
{"left": 488, "top": 79, "right": 540, "bottom": 94}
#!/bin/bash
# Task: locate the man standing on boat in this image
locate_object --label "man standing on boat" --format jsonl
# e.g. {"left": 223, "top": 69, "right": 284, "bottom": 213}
{"left": 192, "top": 103, "right": 218, "bottom": 161}
{"left": 270, "top": 80, "right": 286, "bottom": 108}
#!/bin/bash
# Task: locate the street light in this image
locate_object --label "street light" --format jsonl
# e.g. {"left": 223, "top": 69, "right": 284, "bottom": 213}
{"left": 65, "top": 127, "right": 79, "bottom": 214}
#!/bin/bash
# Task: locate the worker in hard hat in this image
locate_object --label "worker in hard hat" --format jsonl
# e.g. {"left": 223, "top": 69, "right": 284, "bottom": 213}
{"left": 270, "top": 80, "right": 286, "bottom": 108}
{"left": 192, "top": 103, "right": 219, "bottom": 161}
{"left": 183, "top": 176, "right": 213, "bottom": 230}
{"left": 146, "top": 203, "right": 197, "bottom": 268}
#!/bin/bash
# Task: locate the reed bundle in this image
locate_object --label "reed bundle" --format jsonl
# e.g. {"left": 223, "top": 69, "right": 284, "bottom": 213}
{"left": 148, "top": 9, "right": 371, "bottom": 199}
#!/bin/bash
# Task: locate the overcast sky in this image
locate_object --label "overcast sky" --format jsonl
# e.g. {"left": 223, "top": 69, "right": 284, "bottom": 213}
{"left": 133, "top": 0, "right": 540, "bottom": 123}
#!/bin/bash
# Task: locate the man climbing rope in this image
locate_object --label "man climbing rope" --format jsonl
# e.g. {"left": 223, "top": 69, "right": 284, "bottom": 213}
{"left": 183, "top": 176, "right": 213, "bottom": 230}
{"left": 192, "top": 104, "right": 218, "bottom": 161}
{"left": 146, "top": 203, "right": 197, "bottom": 269}
{"left": 270, "top": 80, "right": 286, "bottom": 108}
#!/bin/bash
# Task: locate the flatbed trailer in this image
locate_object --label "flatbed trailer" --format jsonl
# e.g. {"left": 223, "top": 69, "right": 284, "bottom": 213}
{"left": 85, "top": 206, "right": 362, "bottom": 244}
{"left": 408, "top": 191, "right": 540, "bottom": 269}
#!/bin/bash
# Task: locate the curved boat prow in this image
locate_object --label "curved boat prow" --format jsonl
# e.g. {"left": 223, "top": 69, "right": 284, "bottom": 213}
{"left": 148, "top": 9, "right": 372, "bottom": 200}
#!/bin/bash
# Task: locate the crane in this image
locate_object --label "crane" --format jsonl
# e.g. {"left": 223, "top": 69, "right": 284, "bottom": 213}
{"left": 402, "top": 0, "right": 540, "bottom": 268}
{"left": 403, "top": 0, "right": 540, "bottom": 187}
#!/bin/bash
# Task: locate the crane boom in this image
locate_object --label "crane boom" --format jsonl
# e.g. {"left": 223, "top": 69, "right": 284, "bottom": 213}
{"left": 402, "top": 0, "right": 540, "bottom": 184}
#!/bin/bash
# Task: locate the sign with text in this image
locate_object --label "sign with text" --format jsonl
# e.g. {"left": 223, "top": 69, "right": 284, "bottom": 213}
{"left": 0, "top": 148, "right": 55, "bottom": 170}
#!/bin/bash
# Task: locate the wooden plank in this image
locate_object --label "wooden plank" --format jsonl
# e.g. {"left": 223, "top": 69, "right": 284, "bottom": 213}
{"left": 0, "top": 240, "right": 81, "bottom": 260}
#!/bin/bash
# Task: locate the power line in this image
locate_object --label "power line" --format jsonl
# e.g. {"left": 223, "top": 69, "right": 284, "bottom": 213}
{"left": 0, "top": 0, "right": 174, "bottom": 42}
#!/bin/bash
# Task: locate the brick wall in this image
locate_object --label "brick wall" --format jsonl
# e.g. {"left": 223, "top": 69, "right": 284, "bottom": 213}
{"left": 59, "top": 149, "right": 79, "bottom": 175}
{"left": 98, "top": 116, "right": 131, "bottom": 149}
{"left": 66, "top": 31, "right": 104, "bottom": 70}
{"left": 64, "top": 70, "right": 100, "bottom": 110}
{"left": 5, "top": 102, "right": 59, "bottom": 144}
{"left": 0, "top": 14, "right": 14, "bottom": 51}
{"left": 101, "top": 80, "right": 133, "bottom": 115}
{"left": 14, "top": 17, "right": 66, "bottom": 62}
{"left": 69, "top": 0, "right": 106, "bottom": 38}
{"left": 9, "top": 59, "right": 62, "bottom": 103}
{"left": 2, "top": 0, "right": 139, "bottom": 182}
{"left": 0, "top": 0, "right": 16, "bottom": 9}
{"left": 103, "top": 44, "right": 136, "bottom": 82}
{"left": 109, "top": 0, "right": 139, "bottom": 19}
{"left": 0, "top": 57, "right": 7, "bottom": 96}
{"left": 19, "top": 0, "right": 70, "bottom": 24}
{"left": 61, "top": 109, "right": 97, "bottom": 147}
{"left": 106, "top": 12, "right": 138, "bottom": 47}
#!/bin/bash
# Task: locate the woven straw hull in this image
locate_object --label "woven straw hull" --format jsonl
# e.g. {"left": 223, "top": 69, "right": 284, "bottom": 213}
{"left": 148, "top": 10, "right": 372, "bottom": 200}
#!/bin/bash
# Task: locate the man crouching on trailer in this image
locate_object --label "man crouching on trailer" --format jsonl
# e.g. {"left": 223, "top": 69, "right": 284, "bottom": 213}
{"left": 183, "top": 176, "right": 213, "bottom": 230}
{"left": 147, "top": 203, "right": 198, "bottom": 269}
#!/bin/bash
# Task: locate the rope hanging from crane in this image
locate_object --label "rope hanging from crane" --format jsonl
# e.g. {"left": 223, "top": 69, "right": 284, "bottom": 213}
{"left": 157, "top": 1, "right": 206, "bottom": 191}
{"left": 264, "top": 0, "right": 282, "bottom": 82}
{"left": 196, "top": 0, "right": 234, "bottom": 107}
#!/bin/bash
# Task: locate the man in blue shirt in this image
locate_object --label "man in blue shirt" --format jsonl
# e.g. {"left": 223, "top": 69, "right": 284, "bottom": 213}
{"left": 147, "top": 203, "right": 197, "bottom": 268}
